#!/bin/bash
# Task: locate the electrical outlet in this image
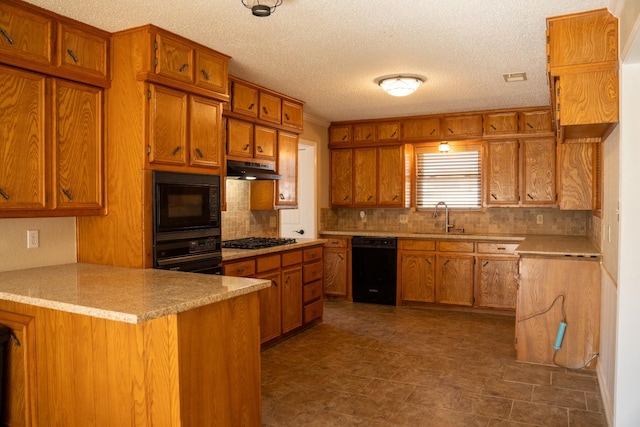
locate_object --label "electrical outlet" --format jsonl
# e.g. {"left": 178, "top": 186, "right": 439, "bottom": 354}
{"left": 27, "top": 229, "right": 39, "bottom": 249}
{"left": 399, "top": 214, "right": 408, "bottom": 224}
{"left": 536, "top": 214, "right": 543, "bottom": 225}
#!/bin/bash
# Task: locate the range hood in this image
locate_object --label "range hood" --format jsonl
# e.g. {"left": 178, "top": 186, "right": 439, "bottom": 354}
{"left": 226, "top": 160, "right": 282, "bottom": 180}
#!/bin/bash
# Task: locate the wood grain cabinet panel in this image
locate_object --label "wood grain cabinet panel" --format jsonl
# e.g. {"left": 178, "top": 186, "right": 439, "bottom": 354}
{"left": 436, "top": 254, "right": 474, "bottom": 306}
{"left": 558, "top": 141, "right": 593, "bottom": 210}
{"left": 330, "top": 125, "right": 351, "bottom": 144}
{"left": 323, "top": 246, "right": 349, "bottom": 297}
{"left": 377, "top": 145, "right": 404, "bottom": 206}
{"left": 259, "top": 91, "right": 281, "bottom": 124}
{"left": 353, "top": 147, "right": 377, "bottom": 205}
{"left": 519, "top": 110, "right": 552, "bottom": 134}
{"left": 402, "top": 117, "right": 440, "bottom": 141}
{"left": 231, "top": 80, "right": 258, "bottom": 117}
{"left": 254, "top": 125, "right": 276, "bottom": 161}
{"left": 154, "top": 32, "right": 194, "bottom": 84}
{"left": 522, "top": 138, "right": 556, "bottom": 205}
{"left": 442, "top": 114, "right": 483, "bottom": 138}
{"left": 226, "top": 118, "right": 254, "bottom": 158}
{"left": 484, "top": 112, "right": 518, "bottom": 136}
{"left": 376, "top": 121, "right": 400, "bottom": 142}
{"left": 476, "top": 256, "right": 519, "bottom": 309}
{"left": 189, "top": 95, "right": 223, "bottom": 168}
{"left": 52, "top": 79, "right": 103, "bottom": 211}
{"left": 275, "top": 131, "right": 298, "bottom": 207}
{"left": 194, "top": 49, "right": 228, "bottom": 94}
{"left": 0, "top": 66, "right": 46, "bottom": 212}
{"left": 282, "top": 100, "right": 303, "bottom": 129}
{"left": 257, "top": 271, "right": 282, "bottom": 343}
{"left": 147, "top": 83, "right": 188, "bottom": 166}
{"left": 57, "top": 23, "right": 108, "bottom": 80}
{"left": 330, "top": 149, "right": 352, "bottom": 206}
{"left": 486, "top": 140, "right": 519, "bottom": 206}
{"left": 281, "top": 266, "right": 303, "bottom": 333}
{"left": 399, "top": 251, "right": 436, "bottom": 303}
{"left": 353, "top": 123, "right": 376, "bottom": 143}
{"left": 0, "top": 2, "right": 52, "bottom": 65}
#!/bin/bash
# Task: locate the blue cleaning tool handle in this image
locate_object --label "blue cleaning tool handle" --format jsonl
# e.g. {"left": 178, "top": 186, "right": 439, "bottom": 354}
{"left": 554, "top": 321, "right": 567, "bottom": 350}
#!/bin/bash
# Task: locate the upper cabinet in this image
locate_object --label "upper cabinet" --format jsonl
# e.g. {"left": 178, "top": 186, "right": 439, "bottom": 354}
{"left": 547, "top": 9, "right": 619, "bottom": 139}
{"left": 0, "top": 0, "right": 110, "bottom": 88}
{"left": 155, "top": 32, "right": 194, "bottom": 84}
{"left": 402, "top": 117, "right": 440, "bottom": 141}
{"left": 484, "top": 112, "right": 518, "bottom": 136}
{"left": 442, "top": 114, "right": 483, "bottom": 139}
{"left": 226, "top": 76, "right": 304, "bottom": 133}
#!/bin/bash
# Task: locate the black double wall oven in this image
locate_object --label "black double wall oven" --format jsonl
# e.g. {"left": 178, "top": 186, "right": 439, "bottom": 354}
{"left": 152, "top": 171, "right": 222, "bottom": 275}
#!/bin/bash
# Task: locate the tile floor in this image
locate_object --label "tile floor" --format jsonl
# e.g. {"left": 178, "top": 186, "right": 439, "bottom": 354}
{"left": 261, "top": 300, "right": 606, "bottom": 427}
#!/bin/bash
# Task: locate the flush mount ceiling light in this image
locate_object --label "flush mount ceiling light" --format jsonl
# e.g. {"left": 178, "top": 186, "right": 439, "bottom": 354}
{"left": 503, "top": 72, "right": 527, "bottom": 82}
{"left": 242, "top": 0, "right": 282, "bottom": 17}
{"left": 377, "top": 75, "right": 424, "bottom": 97}
{"left": 439, "top": 141, "right": 450, "bottom": 152}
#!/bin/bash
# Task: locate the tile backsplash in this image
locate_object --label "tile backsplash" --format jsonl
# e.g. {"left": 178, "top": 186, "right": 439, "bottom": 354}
{"left": 221, "top": 179, "right": 278, "bottom": 240}
{"left": 321, "top": 207, "right": 589, "bottom": 236}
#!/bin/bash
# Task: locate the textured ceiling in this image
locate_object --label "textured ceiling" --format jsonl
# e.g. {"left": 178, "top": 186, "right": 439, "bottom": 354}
{"left": 25, "top": 0, "right": 609, "bottom": 123}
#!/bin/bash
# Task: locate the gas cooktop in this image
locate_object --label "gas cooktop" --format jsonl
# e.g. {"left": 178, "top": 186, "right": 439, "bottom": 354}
{"left": 222, "top": 237, "right": 297, "bottom": 250}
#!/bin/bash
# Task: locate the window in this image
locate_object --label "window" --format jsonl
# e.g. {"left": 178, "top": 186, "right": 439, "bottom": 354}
{"left": 415, "top": 143, "right": 482, "bottom": 210}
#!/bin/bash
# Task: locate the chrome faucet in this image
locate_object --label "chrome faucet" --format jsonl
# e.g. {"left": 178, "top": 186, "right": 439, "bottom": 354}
{"left": 433, "top": 201, "right": 455, "bottom": 233}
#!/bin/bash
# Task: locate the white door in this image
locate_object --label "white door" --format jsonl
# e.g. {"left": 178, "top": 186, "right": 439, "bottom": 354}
{"left": 280, "top": 141, "right": 316, "bottom": 238}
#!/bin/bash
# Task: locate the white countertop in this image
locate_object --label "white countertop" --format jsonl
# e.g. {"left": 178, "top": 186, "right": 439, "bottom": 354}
{"left": 0, "top": 263, "right": 270, "bottom": 324}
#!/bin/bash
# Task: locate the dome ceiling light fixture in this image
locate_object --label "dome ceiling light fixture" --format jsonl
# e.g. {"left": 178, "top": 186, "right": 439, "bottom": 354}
{"left": 241, "top": 0, "right": 283, "bottom": 17}
{"left": 377, "top": 75, "right": 424, "bottom": 97}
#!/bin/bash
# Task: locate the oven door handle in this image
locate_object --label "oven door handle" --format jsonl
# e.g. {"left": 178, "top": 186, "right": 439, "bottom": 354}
{"left": 156, "top": 253, "right": 222, "bottom": 267}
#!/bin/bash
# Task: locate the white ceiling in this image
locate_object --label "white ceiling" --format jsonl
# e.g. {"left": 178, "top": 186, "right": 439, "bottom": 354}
{"left": 25, "top": 0, "right": 609, "bottom": 123}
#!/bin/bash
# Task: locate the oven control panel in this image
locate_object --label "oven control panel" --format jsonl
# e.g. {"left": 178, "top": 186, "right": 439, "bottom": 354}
{"left": 189, "top": 238, "right": 218, "bottom": 253}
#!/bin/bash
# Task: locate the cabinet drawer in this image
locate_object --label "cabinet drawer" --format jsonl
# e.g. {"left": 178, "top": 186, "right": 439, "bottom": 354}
{"left": 477, "top": 242, "right": 519, "bottom": 255}
{"left": 303, "top": 261, "right": 323, "bottom": 283}
{"left": 304, "top": 299, "right": 323, "bottom": 323}
{"left": 256, "top": 254, "right": 280, "bottom": 273}
{"left": 399, "top": 239, "right": 436, "bottom": 251}
{"left": 437, "top": 241, "right": 474, "bottom": 253}
{"left": 223, "top": 259, "right": 255, "bottom": 277}
{"left": 303, "top": 246, "right": 323, "bottom": 263}
{"left": 0, "top": 2, "right": 52, "bottom": 65}
{"left": 303, "top": 280, "right": 322, "bottom": 303}
{"left": 323, "top": 237, "right": 348, "bottom": 248}
{"left": 57, "top": 23, "right": 108, "bottom": 80}
{"left": 282, "top": 250, "right": 302, "bottom": 267}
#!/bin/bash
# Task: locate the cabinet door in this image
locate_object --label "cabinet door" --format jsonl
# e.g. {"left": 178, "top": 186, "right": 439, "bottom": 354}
{"left": 519, "top": 110, "right": 552, "bottom": 134}
{"left": 231, "top": 81, "right": 258, "bottom": 117}
{"left": 257, "top": 272, "right": 281, "bottom": 344}
{"left": 330, "top": 125, "right": 351, "bottom": 144}
{"left": 522, "top": 138, "right": 556, "bottom": 205}
{"left": 399, "top": 252, "right": 436, "bottom": 303}
{"left": 0, "top": 66, "right": 47, "bottom": 211}
{"left": 52, "top": 79, "right": 103, "bottom": 210}
{"left": 0, "top": 2, "right": 52, "bottom": 65}
{"left": 226, "top": 118, "right": 253, "bottom": 158}
{"left": 402, "top": 117, "right": 440, "bottom": 140}
{"left": 276, "top": 132, "right": 297, "bottom": 207}
{"left": 442, "top": 115, "right": 483, "bottom": 138}
{"left": 254, "top": 125, "right": 276, "bottom": 161}
{"left": 57, "top": 23, "right": 108, "bottom": 80}
{"left": 353, "top": 147, "right": 377, "bottom": 205}
{"left": 353, "top": 123, "right": 375, "bottom": 143}
{"left": 282, "top": 100, "right": 303, "bottom": 129}
{"left": 558, "top": 142, "right": 593, "bottom": 210}
{"left": 330, "top": 149, "right": 352, "bottom": 206}
{"left": 437, "top": 255, "right": 474, "bottom": 306}
{"left": 376, "top": 121, "right": 400, "bottom": 142}
{"left": 154, "top": 33, "right": 193, "bottom": 83}
{"left": 259, "top": 92, "right": 281, "bottom": 124}
{"left": 557, "top": 70, "right": 619, "bottom": 127}
{"left": 377, "top": 145, "right": 404, "bottom": 206}
{"left": 281, "top": 266, "right": 303, "bottom": 333}
{"left": 189, "top": 95, "right": 222, "bottom": 168}
{"left": 476, "top": 256, "right": 519, "bottom": 310}
{"left": 324, "top": 248, "right": 348, "bottom": 297}
{"left": 485, "top": 140, "right": 519, "bottom": 206}
{"left": 0, "top": 310, "right": 37, "bottom": 427}
{"left": 484, "top": 112, "right": 518, "bottom": 135}
{"left": 194, "top": 49, "right": 227, "bottom": 94}
{"left": 147, "top": 84, "right": 187, "bottom": 166}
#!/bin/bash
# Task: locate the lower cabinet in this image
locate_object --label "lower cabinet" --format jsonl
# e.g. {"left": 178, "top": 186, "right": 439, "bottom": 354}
{"left": 321, "top": 236, "right": 351, "bottom": 298}
{"left": 476, "top": 243, "right": 520, "bottom": 310}
{"left": 436, "top": 241, "right": 475, "bottom": 306}
{"left": 398, "top": 239, "right": 436, "bottom": 303}
{"left": 223, "top": 244, "right": 323, "bottom": 345}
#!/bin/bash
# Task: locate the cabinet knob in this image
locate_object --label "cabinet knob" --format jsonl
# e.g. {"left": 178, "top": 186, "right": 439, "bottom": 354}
{"left": 0, "top": 28, "right": 14, "bottom": 44}
{"left": 392, "top": 195, "right": 398, "bottom": 201}
{"left": 526, "top": 122, "right": 534, "bottom": 129}
{"left": 490, "top": 124, "right": 497, "bottom": 131}
{"left": 448, "top": 127, "right": 454, "bottom": 134}
{"left": 367, "top": 195, "right": 373, "bottom": 201}
{"left": 390, "top": 130, "right": 397, "bottom": 138}
{"left": 491, "top": 193, "right": 497, "bottom": 200}
{"left": 527, "top": 193, "right": 534, "bottom": 200}
{"left": 343, "top": 195, "right": 349, "bottom": 201}
{"left": 262, "top": 106, "right": 269, "bottom": 114}
{"left": 66, "top": 48, "right": 79, "bottom": 63}
{"left": 430, "top": 128, "right": 436, "bottom": 135}
{"left": 280, "top": 193, "right": 285, "bottom": 200}
{"left": 341, "top": 134, "right": 347, "bottom": 141}
{"left": 0, "top": 188, "right": 9, "bottom": 200}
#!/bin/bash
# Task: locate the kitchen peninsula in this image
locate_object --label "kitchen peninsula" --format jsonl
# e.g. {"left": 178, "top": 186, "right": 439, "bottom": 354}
{"left": 0, "top": 263, "right": 270, "bottom": 426}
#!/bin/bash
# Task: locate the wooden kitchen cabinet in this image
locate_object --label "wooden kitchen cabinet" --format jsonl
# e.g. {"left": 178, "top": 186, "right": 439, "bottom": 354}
{"left": 194, "top": 49, "right": 228, "bottom": 94}
{"left": 398, "top": 239, "right": 436, "bottom": 304}
{"left": 302, "top": 246, "right": 324, "bottom": 323}
{"left": 353, "top": 147, "right": 377, "bottom": 205}
{"left": 378, "top": 145, "right": 405, "bottom": 206}
{"left": 281, "top": 266, "right": 303, "bottom": 332}
{"left": 0, "top": 66, "right": 47, "bottom": 213}
{"left": 258, "top": 91, "right": 282, "bottom": 124}
{"left": 275, "top": 131, "right": 298, "bottom": 207}
{"left": 189, "top": 95, "right": 223, "bottom": 168}
{"left": 254, "top": 125, "right": 277, "bottom": 161}
{"left": 155, "top": 32, "right": 194, "bottom": 84}
{"left": 485, "top": 140, "right": 519, "bottom": 206}
{"left": 0, "top": 310, "right": 37, "bottom": 427}
{"left": 226, "top": 117, "right": 255, "bottom": 159}
{"left": 376, "top": 121, "right": 400, "bottom": 142}
{"left": 484, "top": 111, "right": 518, "bottom": 136}
{"left": 330, "top": 149, "right": 353, "bottom": 206}
{"left": 257, "top": 270, "right": 282, "bottom": 344}
{"left": 476, "top": 242, "right": 520, "bottom": 310}
{"left": 282, "top": 99, "right": 303, "bottom": 129}
{"left": 0, "top": 1, "right": 52, "bottom": 66}
{"left": 147, "top": 83, "right": 188, "bottom": 166}
{"left": 401, "top": 117, "right": 440, "bottom": 141}
{"left": 231, "top": 80, "right": 258, "bottom": 117}
{"left": 519, "top": 110, "right": 553, "bottom": 134}
{"left": 322, "top": 237, "right": 350, "bottom": 298}
{"left": 330, "top": 125, "right": 352, "bottom": 144}
{"left": 557, "top": 140, "right": 594, "bottom": 210}
{"left": 521, "top": 138, "right": 556, "bottom": 205}
{"left": 436, "top": 241, "right": 475, "bottom": 306}
{"left": 353, "top": 123, "right": 376, "bottom": 143}
{"left": 52, "top": 79, "right": 103, "bottom": 211}
{"left": 442, "top": 114, "right": 483, "bottom": 139}
{"left": 57, "top": 22, "right": 108, "bottom": 81}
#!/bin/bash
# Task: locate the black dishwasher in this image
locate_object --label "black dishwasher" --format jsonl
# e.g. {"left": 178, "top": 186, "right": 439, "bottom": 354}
{"left": 351, "top": 236, "right": 397, "bottom": 305}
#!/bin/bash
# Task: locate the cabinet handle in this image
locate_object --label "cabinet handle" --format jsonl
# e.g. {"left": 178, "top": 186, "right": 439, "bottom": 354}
{"left": 491, "top": 193, "right": 497, "bottom": 200}
{"left": 248, "top": 103, "right": 255, "bottom": 110}
{"left": 237, "top": 267, "right": 245, "bottom": 274}
{"left": 367, "top": 195, "right": 373, "bottom": 201}
{"left": 366, "top": 133, "right": 372, "bottom": 139}
{"left": 391, "top": 130, "right": 397, "bottom": 138}
{"left": 62, "top": 188, "right": 74, "bottom": 201}
{"left": 285, "top": 276, "right": 290, "bottom": 285}
{"left": 195, "top": 148, "right": 204, "bottom": 158}
{"left": 338, "top": 254, "right": 344, "bottom": 261}
{"left": 179, "top": 63, "right": 188, "bottom": 72}
{"left": 430, "top": 128, "right": 436, "bottom": 135}
{"left": 392, "top": 195, "right": 398, "bottom": 201}
{"left": 342, "top": 135, "right": 347, "bottom": 141}
{"left": 527, "top": 193, "right": 534, "bottom": 200}
{"left": 444, "top": 260, "right": 450, "bottom": 265}
{"left": 497, "top": 247, "right": 506, "bottom": 251}
{"left": 66, "top": 48, "right": 79, "bottom": 63}
{"left": 425, "top": 258, "right": 431, "bottom": 265}
{"left": 257, "top": 146, "right": 264, "bottom": 153}
{"left": 0, "top": 188, "right": 9, "bottom": 200}
{"left": 262, "top": 106, "right": 269, "bottom": 115}
{"left": 0, "top": 28, "right": 14, "bottom": 44}
{"left": 279, "top": 193, "right": 285, "bottom": 200}
{"left": 312, "top": 289, "right": 317, "bottom": 296}
{"left": 448, "top": 127, "right": 454, "bottom": 134}
{"left": 482, "top": 261, "right": 489, "bottom": 267}
{"left": 200, "top": 69, "right": 210, "bottom": 81}
{"left": 285, "top": 113, "right": 290, "bottom": 120}
{"left": 490, "top": 124, "right": 497, "bottom": 131}
{"left": 172, "top": 146, "right": 182, "bottom": 156}
{"left": 243, "top": 144, "right": 250, "bottom": 151}
{"left": 343, "top": 195, "right": 349, "bottom": 201}
{"left": 526, "top": 122, "right": 534, "bottom": 129}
